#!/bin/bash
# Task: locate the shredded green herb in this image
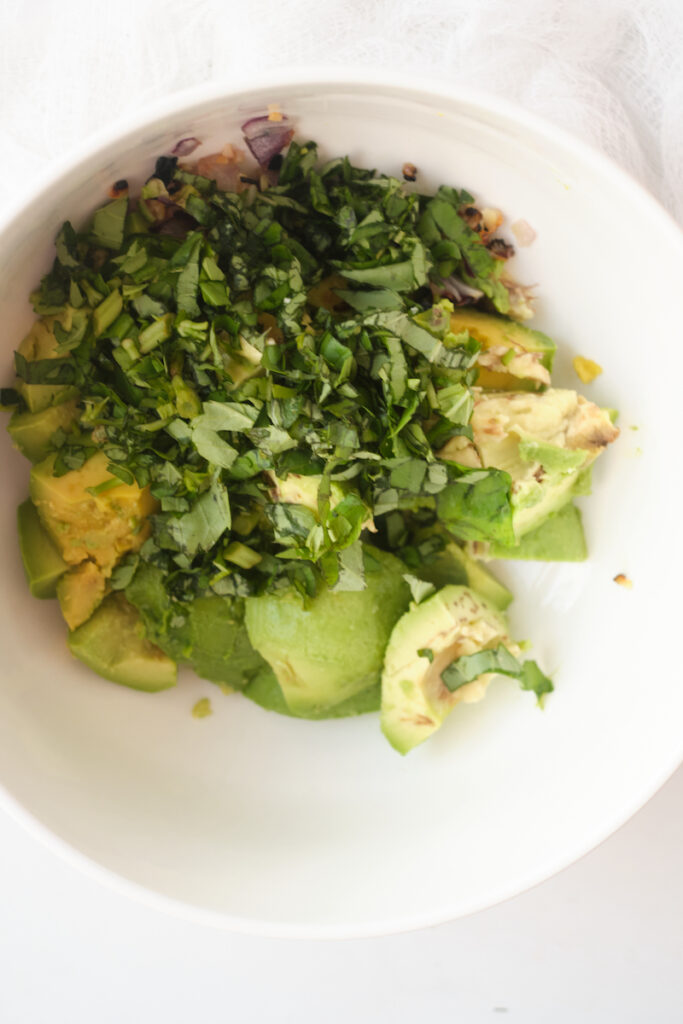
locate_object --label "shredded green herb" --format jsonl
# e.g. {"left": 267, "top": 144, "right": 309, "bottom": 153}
{"left": 13, "top": 137, "right": 521, "bottom": 603}
{"left": 441, "top": 644, "right": 554, "bottom": 703}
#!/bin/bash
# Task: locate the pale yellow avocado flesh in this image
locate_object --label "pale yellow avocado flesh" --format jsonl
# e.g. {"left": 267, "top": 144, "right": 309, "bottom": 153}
{"left": 57, "top": 561, "right": 108, "bottom": 630}
{"left": 15, "top": 315, "right": 80, "bottom": 412}
{"left": 449, "top": 308, "right": 555, "bottom": 390}
{"left": 381, "top": 585, "right": 514, "bottom": 754}
{"left": 439, "top": 388, "right": 618, "bottom": 541}
{"left": 30, "top": 452, "right": 158, "bottom": 572}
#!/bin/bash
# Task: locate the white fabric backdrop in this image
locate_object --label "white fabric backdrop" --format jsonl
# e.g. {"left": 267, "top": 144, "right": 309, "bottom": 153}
{"left": 0, "top": 5, "right": 682, "bottom": 1021}
{"left": 1, "top": 0, "right": 681, "bottom": 221}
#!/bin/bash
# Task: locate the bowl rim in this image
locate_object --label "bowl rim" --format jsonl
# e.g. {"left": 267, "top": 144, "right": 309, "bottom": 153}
{"left": 1, "top": 67, "right": 681, "bottom": 940}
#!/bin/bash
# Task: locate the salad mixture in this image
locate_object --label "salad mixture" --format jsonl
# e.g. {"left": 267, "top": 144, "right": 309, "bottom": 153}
{"left": 2, "top": 114, "right": 618, "bottom": 753}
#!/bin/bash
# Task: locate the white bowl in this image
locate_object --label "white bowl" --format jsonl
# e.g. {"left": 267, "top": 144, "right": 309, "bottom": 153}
{"left": 1, "top": 72, "right": 681, "bottom": 939}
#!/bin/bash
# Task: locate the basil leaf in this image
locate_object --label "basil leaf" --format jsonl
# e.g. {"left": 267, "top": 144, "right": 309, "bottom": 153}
{"left": 437, "top": 468, "right": 515, "bottom": 545}
{"left": 166, "top": 476, "right": 231, "bottom": 556}
{"left": 92, "top": 196, "right": 128, "bottom": 250}
{"left": 441, "top": 644, "right": 553, "bottom": 704}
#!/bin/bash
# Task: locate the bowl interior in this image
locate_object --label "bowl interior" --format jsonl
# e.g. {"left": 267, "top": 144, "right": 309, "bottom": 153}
{"left": 0, "top": 80, "right": 680, "bottom": 937}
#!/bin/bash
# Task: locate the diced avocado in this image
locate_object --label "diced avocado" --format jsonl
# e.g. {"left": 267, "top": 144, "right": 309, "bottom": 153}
{"left": 7, "top": 400, "right": 79, "bottom": 463}
{"left": 15, "top": 316, "right": 80, "bottom": 412}
{"left": 17, "top": 498, "right": 68, "bottom": 598}
{"left": 439, "top": 389, "right": 618, "bottom": 542}
{"left": 243, "top": 666, "right": 382, "bottom": 719}
{"left": 67, "top": 592, "right": 177, "bottom": 692}
{"left": 57, "top": 561, "right": 108, "bottom": 629}
{"left": 268, "top": 472, "right": 346, "bottom": 515}
{"left": 381, "top": 585, "right": 512, "bottom": 754}
{"left": 30, "top": 452, "right": 157, "bottom": 570}
{"left": 449, "top": 308, "right": 555, "bottom": 390}
{"left": 245, "top": 546, "right": 411, "bottom": 714}
{"left": 126, "top": 563, "right": 266, "bottom": 688}
{"left": 471, "top": 503, "right": 588, "bottom": 562}
{"left": 268, "top": 471, "right": 375, "bottom": 535}
{"left": 417, "top": 534, "right": 512, "bottom": 610}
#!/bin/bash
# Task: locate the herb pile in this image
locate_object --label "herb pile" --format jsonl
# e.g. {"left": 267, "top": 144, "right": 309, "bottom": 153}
{"left": 13, "top": 139, "right": 523, "bottom": 602}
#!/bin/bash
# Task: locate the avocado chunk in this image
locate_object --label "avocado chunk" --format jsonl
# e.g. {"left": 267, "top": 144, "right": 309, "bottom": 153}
{"left": 438, "top": 389, "right": 618, "bottom": 542}
{"left": 15, "top": 316, "right": 80, "bottom": 412}
{"left": 449, "top": 308, "right": 556, "bottom": 390}
{"left": 471, "top": 502, "right": 588, "bottom": 562}
{"left": 30, "top": 451, "right": 157, "bottom": 570}
{"left": 243, "top": 666, "right": 381, "bottom": 719}
{"left": 67, "top": 592, "right": 177, "bottom": 692}
{"left": 57, "top": 561, "right": 108, "bottom": 629}
{"left": 416, "top": 533, "right": 512, "bottom": 610}
{"left": 8, "top": 400, "right": 79, "bottom": 463}
{"left": 267, "top": 471, "right": 373, "bottom": 528}
{"left": 126, "top": 563, "right": 266, "bottom": 688}
{"left": 245, "top": 546, "right": 411, "bottom": 714}
{"left": 17, "top": 498, "right": 68, "bottom": 598}
{"left": 381, "top": 584, "right": 513, "bottom": 754}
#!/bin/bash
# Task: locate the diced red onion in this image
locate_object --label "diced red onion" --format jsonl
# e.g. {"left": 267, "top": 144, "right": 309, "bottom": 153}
{"left": 433, "top": 276, "right": 484, "bottom": 303}
{"left": 241, "top": 115, "right": 294, "bottom": 166}
{"left": 511, "top": 219, "right": 537, "bottom": 246}
{"left": 172, "top": 137, "right": 201, "bottom": 157}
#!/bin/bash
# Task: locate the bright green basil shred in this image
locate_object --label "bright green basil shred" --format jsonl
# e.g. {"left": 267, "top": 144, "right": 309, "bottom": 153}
{"left": 15, "top": 138, "right": 522, "bottom": 606}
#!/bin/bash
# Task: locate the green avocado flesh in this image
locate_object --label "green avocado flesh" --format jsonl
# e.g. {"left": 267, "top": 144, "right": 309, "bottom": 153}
{"left": 17, "top": 499, "right": 68, "bottom": 598}
{"left": 245, "top": 546, "right": 411, "bottom": 714}
{"left": 417, "top": 536, "right": 512, "bottom": 610}
{"left": 8, "top": 401, "right": 79, "bottom": 463}
{"left": 443, "top": 389, "right": 617, "bottom": 543}
{"left": 14, "top": 318, "right": 79, "bottom": 413}
{"left": 126, "top": 563, "right": 266, "bottom": 688}
{"left": 381, "top": 584, "right": 512, "bottom": 754}
{"left": 485, "top": 502, "right": 587, "bottom": 562}
{"left": 68, "top": 593, "right": 177, "bottom": 692}
{"left": 243, "top": 667, "right": 381, "bottom": 719}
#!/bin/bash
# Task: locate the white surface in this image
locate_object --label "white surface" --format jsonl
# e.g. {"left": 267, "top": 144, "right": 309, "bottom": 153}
{"left": 1, "top": 76, "right": 682, "bottom": 936}
{"left": 0, "top": 0, "right": 681, "bottom": 1014}
{"left": 1, "top": 767, "right": 682, "bottom": 1023}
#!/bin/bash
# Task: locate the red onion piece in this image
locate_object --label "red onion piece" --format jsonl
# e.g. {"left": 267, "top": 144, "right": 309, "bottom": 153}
{"left": 432, "top": 276, "right": 484, "bottom": 303}
{"left": 511, "top": 219, "right": 537, "bottom": 246}
{"left": 172, "top": 137, "right": 201, "bottom": 157}
{"left": 241, "top": 115, "right": 294, "bottom": 166}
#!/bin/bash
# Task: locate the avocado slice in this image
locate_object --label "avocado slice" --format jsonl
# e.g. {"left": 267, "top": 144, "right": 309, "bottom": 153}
{"left": 472, "top": 502, "right": 588, "bottom": 562}
{"left": 243, "top": 666, "right": 381, "bottom": 719}
{"left": 30, "top": 451, "right": 157, "bottom": 570}
{"left": 126, "top": 563, "right": 266, "bottom": 688}
{"left": 8, "top": 400, "right": 79, "bottom": 463}
{"left": 267, "top": 471, "right": 373, "bottom": 528}
{"left": 449, "top": 308, "right": 556, "bottom": 390}
{"left": 416, "top": 534, "right": 512, "bottom": 610}
{"left": 438, "top": 389, "right": 618, "bottom": 543}
{"left": 57, "top": 561, "right": 108, "bottom": 629}
{"left": 15, "top": 316, "right": 80, "bottom": 412}
{"left": 67, "top": 592, "right": 177, "bottom": 691}
{"left": 17, "top": 498, "right": 68, "bottom": 598}
{"left": 381, "top": 584, "right": 513, "bottom": 754}
{"left": 245, "top": 546, "right": 411, "bottom": 715}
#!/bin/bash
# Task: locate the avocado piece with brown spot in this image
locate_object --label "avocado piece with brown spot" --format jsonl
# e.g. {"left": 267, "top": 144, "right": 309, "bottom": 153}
{"left": 381, "top": 585, "right": 513, "bottom": 754}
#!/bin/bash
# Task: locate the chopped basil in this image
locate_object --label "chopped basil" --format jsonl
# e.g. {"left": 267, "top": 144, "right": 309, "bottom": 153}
{"left": 441, "top": 644, "right": 553, "bottom": 703}
{"left": 12, "top": 136, "right": 523, "bottom": 604}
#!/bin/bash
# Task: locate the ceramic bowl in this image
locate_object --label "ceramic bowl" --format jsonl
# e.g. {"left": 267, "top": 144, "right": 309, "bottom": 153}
{"left": 1, "top": 71, "right": 681, "bottom": 938}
